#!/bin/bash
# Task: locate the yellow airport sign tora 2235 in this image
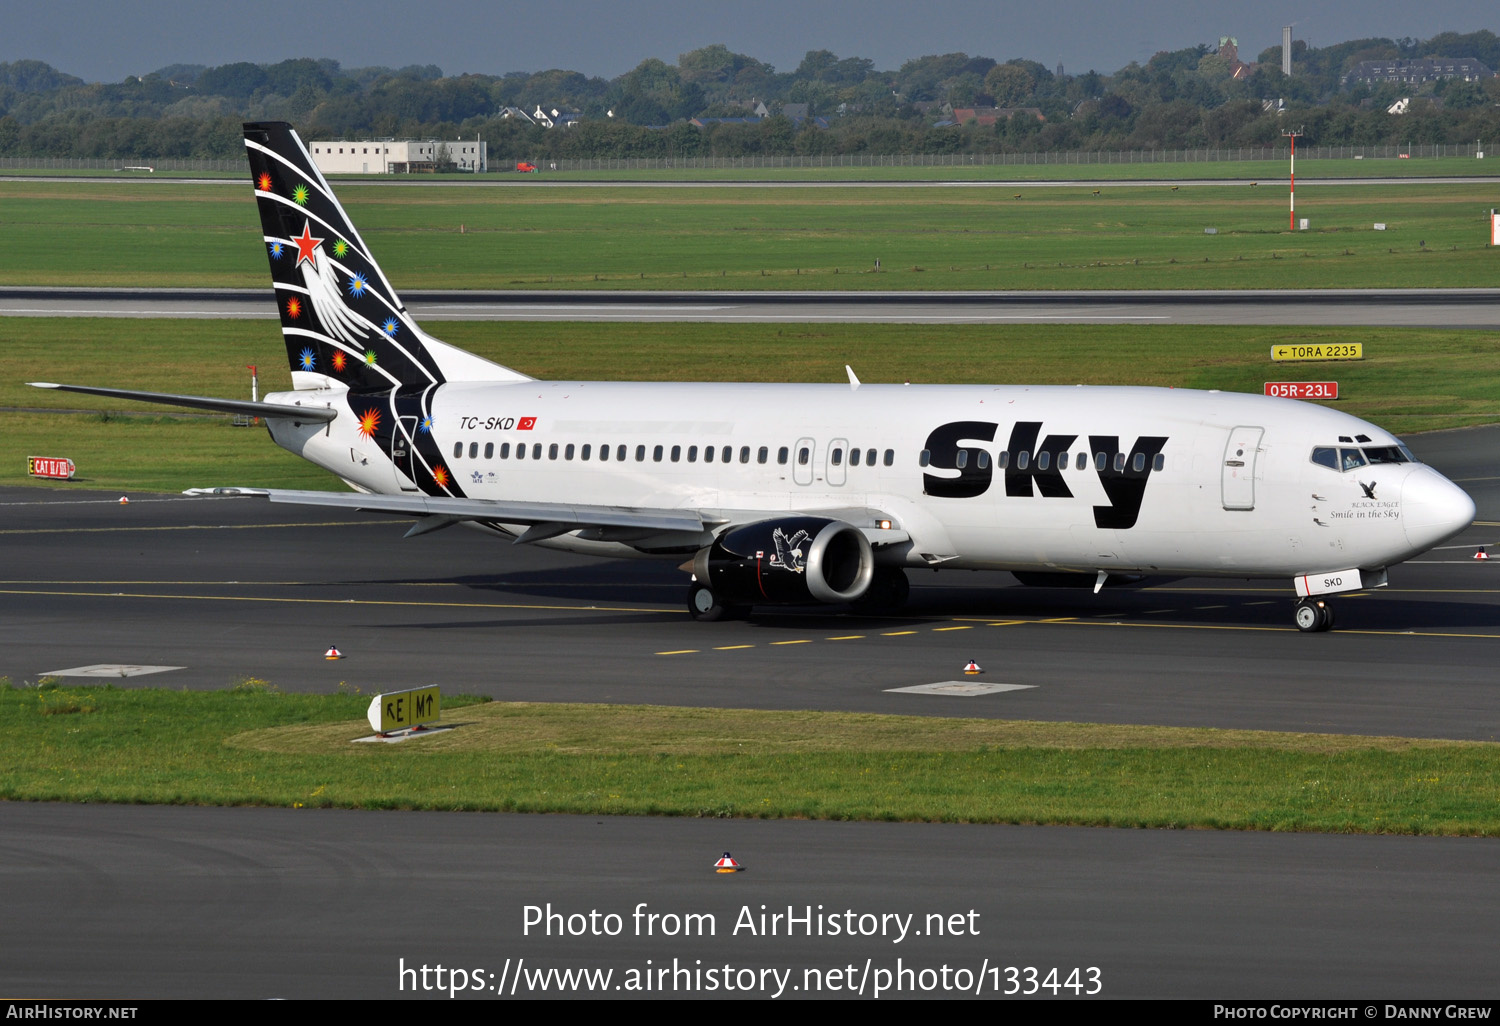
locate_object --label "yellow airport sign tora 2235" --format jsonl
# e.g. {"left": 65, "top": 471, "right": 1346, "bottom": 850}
{"left": 1271, "top": 342, "right": 1363, "bottom": 362}
{"left": 367, "top": 685, "right": 441, "bottom": 733}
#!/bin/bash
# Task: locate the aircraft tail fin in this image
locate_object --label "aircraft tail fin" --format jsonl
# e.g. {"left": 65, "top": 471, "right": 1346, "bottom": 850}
{"left": 242, "top": 121, "right": 528, "bottom": 390}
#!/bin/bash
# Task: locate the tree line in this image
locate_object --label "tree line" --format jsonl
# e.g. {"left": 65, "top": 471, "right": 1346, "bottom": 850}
{"left": 2, "top": 30, "right": 1499, "bottom": 162}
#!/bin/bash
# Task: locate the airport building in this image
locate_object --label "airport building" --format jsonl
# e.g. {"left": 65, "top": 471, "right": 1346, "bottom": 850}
{"left": 308, "top": 139, "right": 487, "bottom": 174}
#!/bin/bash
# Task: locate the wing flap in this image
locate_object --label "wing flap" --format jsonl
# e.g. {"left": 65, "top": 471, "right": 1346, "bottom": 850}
{"left": 262, "top": 488, "right": 705, "bottom": 533}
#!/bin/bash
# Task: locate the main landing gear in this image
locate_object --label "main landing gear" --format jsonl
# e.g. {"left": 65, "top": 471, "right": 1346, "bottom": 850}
{"left": 687, "top": 581, "right": 747, "bottom": 622}
{"left": 1294, "top": 597, "right": 1335, "bottom": 633}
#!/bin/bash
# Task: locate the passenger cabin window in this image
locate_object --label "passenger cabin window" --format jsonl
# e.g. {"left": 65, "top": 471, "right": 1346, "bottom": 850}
{"left": 532, "top": 443, "right": 542, "bottom": 460}
{"left": 469, "top": 443, "right": 479, "bottom": 459}
{"left": 687, "top": 445, "right": 697, "bottom": 462}
{"left": 777, "top": 447, "right": 789, "bottom": 465}
{"left": 580, "top": 444, "right": 590, "bottom": 460}
{"left": 636, "top": 445, "right": 646, "bottom": 462}
{"left": 1037, "top": 452, "right": 1050, "bottom": 471}
{"left": 798, "top": 447, "right": 810, "bottom": 465}
{"left": 955, "top": 451, "right": 967, "bottom": 469}
{"left": 1058, "top": 452, "right": 1069, "bottom": 470}
{"left": 1095, "top": 452, "right": 1108, "bottom": 471}
{"left": 977, "top": 451, "right": 989, "bottom": 470}
{"left": 652, "top": 445, "right": 663, "bottom": 462}
{"left": 1153, "top": 453, "right": 1165, "bottom": 471}
{"left": 996, "top": 451, "right": 1009, "bottom": 469}
{"left": 565, "top": 443, "right": 575, "bottom": 460}
{"left": 883, "top": 449, "right": 894, "bottom": 466}
{"left": 919, "top": 449, "right": 931, "bottom": 467}
{"left": 741, "top": 446, "right": 752, "bottom": 464}
{"left": 1113, "top": 453, "right": 1125, "bottom": 472}
{"left": 758, "top": 447, "right": 769, "bottom": 464}
{"left": 1132, "top": 453, "right": 1145, "bottom": 472}
{"left": 1016, "top": 452, "right": 1029, "bottom": 470}
{"left": 500, "top": 443, "right": 510, "bottom": 459}
{"left": 831, "top": 448, "right": 843, "bottom": 466}
{"left": 850, "top": 449, "right": 861, "bottom": 466}
{"left": 516, "top": 444, "right": 526, "bottom": 460}
{"left": 671, "top": 445, "right": 681, "bottom": 463}
{"left": 704, "top": 446, "right": 713, "bottom": 463}
{"left": 617, "top": 445, "right": 627, "bottom": 461}
{"left": 722, "top": 446, "right": 732, "bottom": 463}
{"left": 453, "top": 442, "right": 462, "bottom": 458}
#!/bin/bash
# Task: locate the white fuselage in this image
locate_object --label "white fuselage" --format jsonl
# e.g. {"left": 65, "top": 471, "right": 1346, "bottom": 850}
{"left": 269, "top": 381, "right": 1475, "bottom": 581}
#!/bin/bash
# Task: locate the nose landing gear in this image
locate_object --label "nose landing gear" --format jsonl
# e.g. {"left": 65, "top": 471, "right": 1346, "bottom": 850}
{"left": 1294, "top": 598, "right": 1335, "bottom": 632}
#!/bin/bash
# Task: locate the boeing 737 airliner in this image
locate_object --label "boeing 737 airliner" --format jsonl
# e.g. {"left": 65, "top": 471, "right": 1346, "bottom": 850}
{"left": 31, "top": 122, "right": 1476, "bottom": 631}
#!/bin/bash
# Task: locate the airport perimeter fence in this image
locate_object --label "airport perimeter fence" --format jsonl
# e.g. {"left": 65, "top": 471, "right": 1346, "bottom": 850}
{"left": 0, "top": 142, "right": 1488, "bottom": 174}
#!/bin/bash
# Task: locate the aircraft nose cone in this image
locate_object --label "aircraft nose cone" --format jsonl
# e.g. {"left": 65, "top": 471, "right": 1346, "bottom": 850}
{"left": 1403, "top": 468, "right": 1476, "bottom": 552}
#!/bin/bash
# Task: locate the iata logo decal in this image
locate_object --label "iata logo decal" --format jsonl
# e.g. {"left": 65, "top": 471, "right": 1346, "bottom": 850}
{"left": 769, "top": 528, "right": 810, "bottom": 573}
{"left": 922, "top": 420, "right": 1168, "bottom": 530}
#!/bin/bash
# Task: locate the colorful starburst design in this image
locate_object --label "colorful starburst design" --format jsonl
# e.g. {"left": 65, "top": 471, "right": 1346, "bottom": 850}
{"left": 292, "top": 183, "right": 309, "bottom": 205}
{"left": 333, "top": 239, "right": 349, "bottom": 259}
{"left": 356, "top": 408, "right": 381, "bottom": 439}
{"left": 432, "top": 465, "right": 450, "bottom": 488}
{"left": 285, "top": 297, "right": 302, "bottom": 318}
{"left": 298, "top": 347, "right": 316, "bottom": 371}
{"left": 346, "top": 272, "right": 368, "bottom": 298}
{"left": 256, "top": 172, "right": 273, "bottom": 192}
{"left": 268, "top": 241, "right": 284, "bottom": 260}
{"left": 331, "top": 350, "right": 347, "bottom": 372}
{"left": 382, "top": 318, "right": 399, "bottom": 337}
{"left": 364, "top": 350, "right": 378, "bottom": 366}
{"left": 418, "top": 416, "right": 433, "bottom": 434}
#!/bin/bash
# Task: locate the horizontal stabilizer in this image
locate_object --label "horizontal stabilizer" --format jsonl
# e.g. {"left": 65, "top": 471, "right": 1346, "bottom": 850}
{"left": 262, "top": 488, "right": 706, "bottom": 533}
{"left": 28, "top": 382, "right": 337, "bottom": 423}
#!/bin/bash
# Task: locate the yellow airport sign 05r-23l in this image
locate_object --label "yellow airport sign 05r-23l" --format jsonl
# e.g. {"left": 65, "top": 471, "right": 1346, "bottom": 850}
{"left": 367, "top": 685, "right": 441, "bottom": 734}
{"left": 1270, "top": 342, "right": 1363, "bottom": 362}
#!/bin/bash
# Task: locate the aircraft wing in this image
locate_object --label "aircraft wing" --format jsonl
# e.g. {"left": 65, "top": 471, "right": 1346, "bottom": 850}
{"left": 253, "top": 488, "right": 712, "bottom": 542}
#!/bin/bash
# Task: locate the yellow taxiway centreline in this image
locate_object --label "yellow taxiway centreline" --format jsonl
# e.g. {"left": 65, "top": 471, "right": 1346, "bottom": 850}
{"left": 0, "top": 521, "right": 378, "bottom": 535}
{"left": 0, "top": 588, "right": 672, "bottom": 615}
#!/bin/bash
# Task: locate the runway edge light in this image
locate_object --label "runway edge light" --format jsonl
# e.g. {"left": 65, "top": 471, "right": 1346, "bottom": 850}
{"left": 325, "top": 645, "right": 344, "bottom": 659}
{"left": 714, "top": 852, "right": 744, "bottom": 873}
{"left": 964, "top": 660, "right": 983, "bottom": 675}
{"left": 1476, "top": 548, "right": 1489, "bottom": 561}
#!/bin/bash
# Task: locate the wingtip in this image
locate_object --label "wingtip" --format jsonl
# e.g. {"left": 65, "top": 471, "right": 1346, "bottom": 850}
{"left": 27, "top": 381, "right": 59, "bottom": 388}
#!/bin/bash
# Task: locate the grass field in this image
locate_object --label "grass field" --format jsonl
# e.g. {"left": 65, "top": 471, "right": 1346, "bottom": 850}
{"left": 4, "top": 177, "right": 1499, "bottom": 290}
{"left": 4, "top": 683, "right": 1497, "bottom": 834}
{"left": 4, "top": 317, "right": 1497, "bottom": 491}
{"left": 5, "top": 154, "right": 1494, "bottom": 182}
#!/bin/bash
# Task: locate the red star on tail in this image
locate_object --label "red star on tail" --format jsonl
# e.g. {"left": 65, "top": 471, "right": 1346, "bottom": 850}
{"left": 292, "top": 222, "right": 323, "bottom": 269}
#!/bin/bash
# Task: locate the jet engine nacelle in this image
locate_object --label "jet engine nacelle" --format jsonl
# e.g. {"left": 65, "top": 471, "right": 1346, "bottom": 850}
{"left": 691, "top": 516, "right": 875, "bottom": 606}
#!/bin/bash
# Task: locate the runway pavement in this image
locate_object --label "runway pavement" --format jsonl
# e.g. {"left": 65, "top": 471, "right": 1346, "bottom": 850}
{"left": 1, "top": 427, "right": 1496, "bottom": 999}
{"left": 4, "top": 285, "right": 1500, "bottom": 327}
{"left": 4, "top": 802, "right": 1498, "bottom": 1000}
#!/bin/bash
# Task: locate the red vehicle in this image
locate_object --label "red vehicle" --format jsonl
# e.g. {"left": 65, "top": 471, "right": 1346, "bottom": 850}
{"left": 515, "top": 161, "right": 538, "bottom": 173}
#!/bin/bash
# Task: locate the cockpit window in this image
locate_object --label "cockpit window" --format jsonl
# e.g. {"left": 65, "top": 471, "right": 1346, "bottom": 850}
{"left": 1311, "top": 447, "right": 1338, "bottom": 470}
{"left": 1362, "top": 446, "right": 1410, "bottom": 465}
{"left": 1340, "top": 448, "right": 1367, "bottom": 471}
